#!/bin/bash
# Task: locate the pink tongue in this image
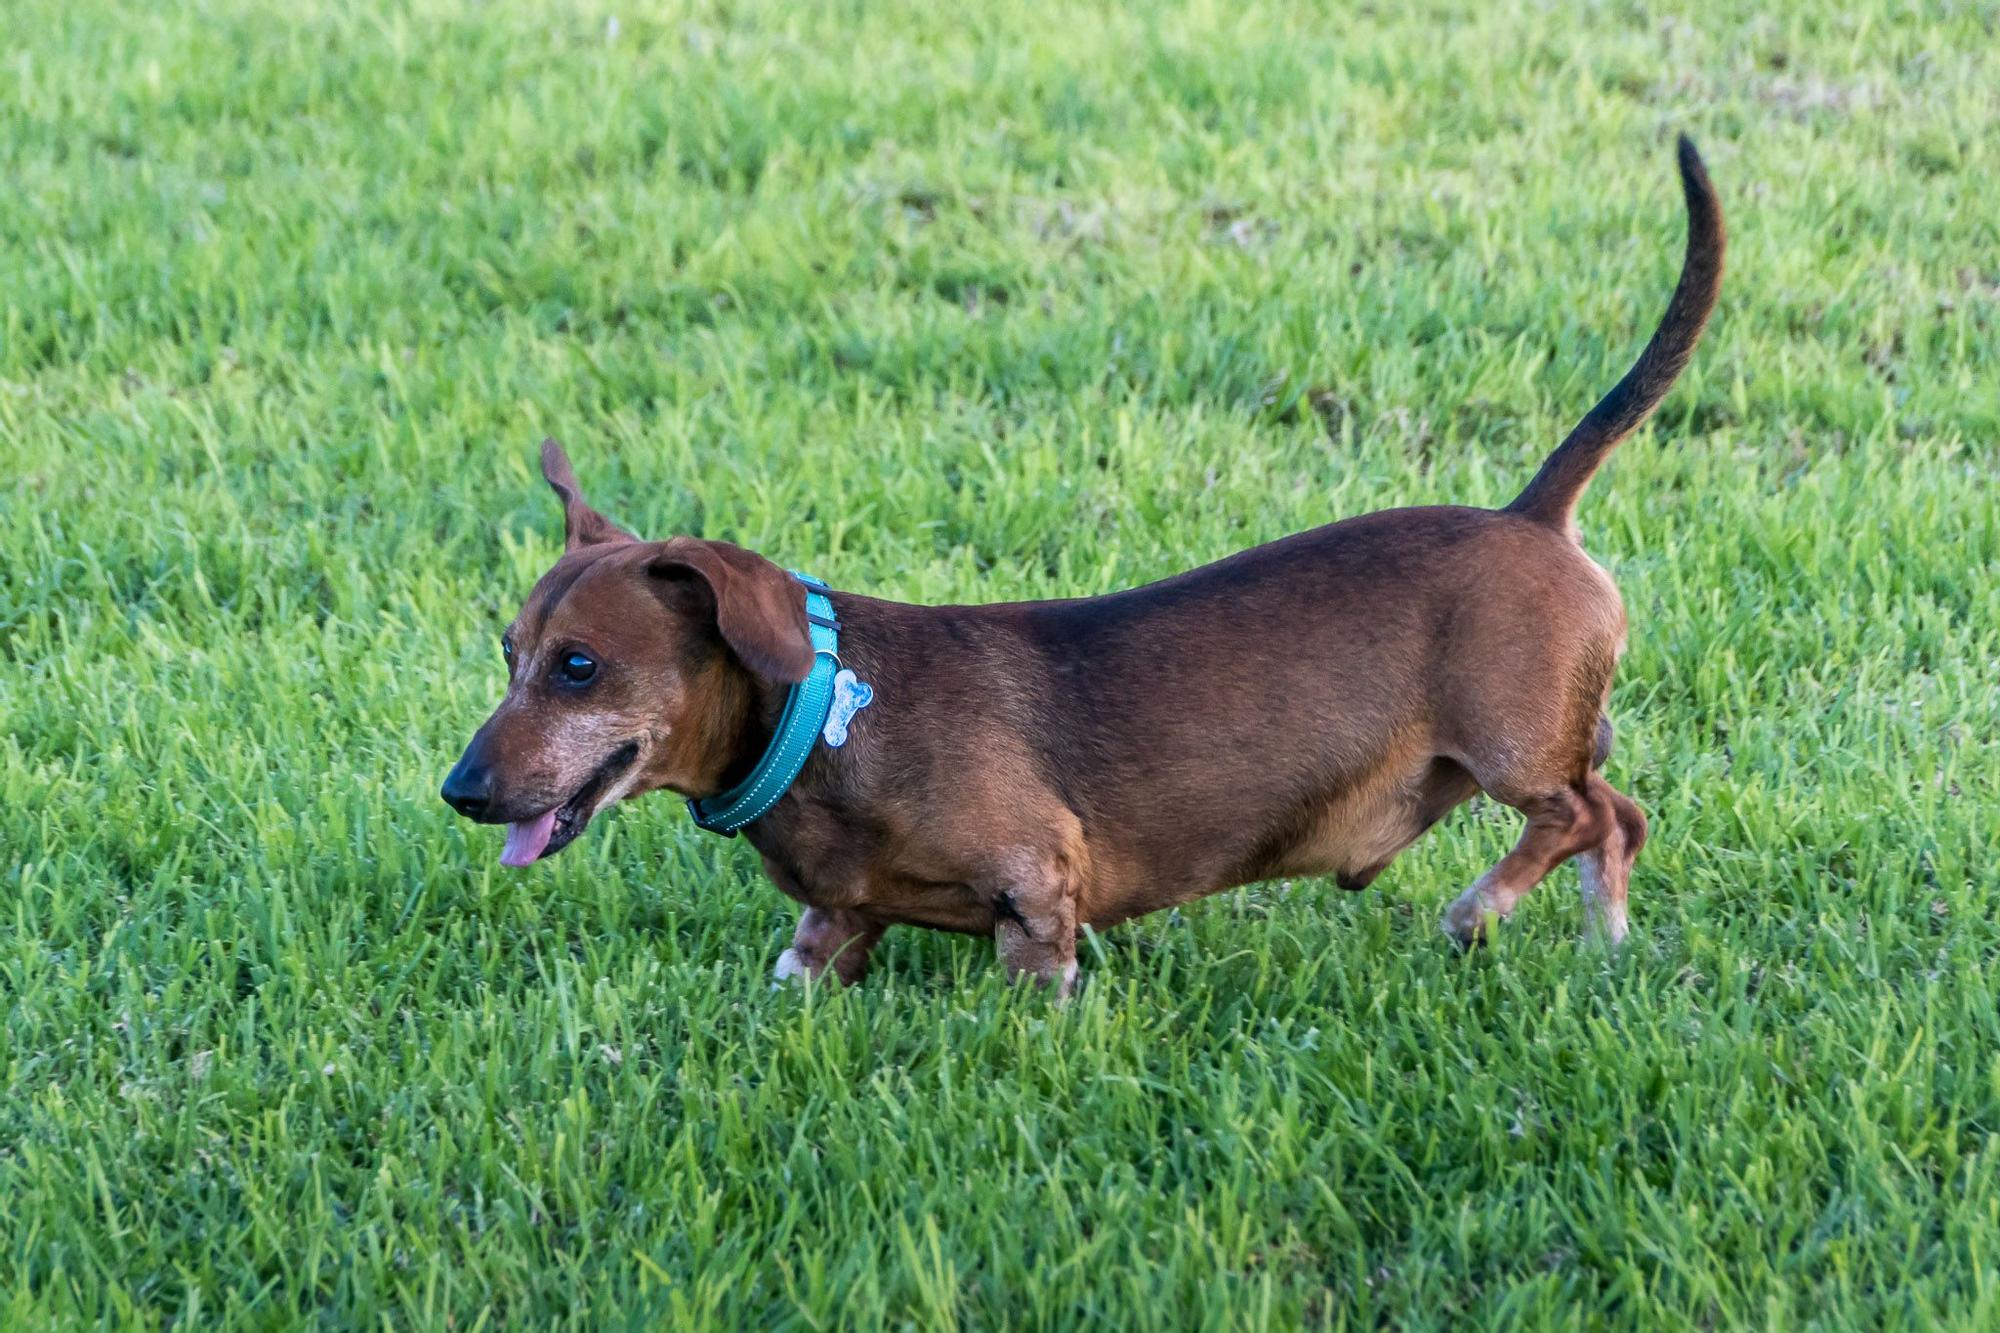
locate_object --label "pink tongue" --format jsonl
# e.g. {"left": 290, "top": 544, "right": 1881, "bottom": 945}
{"left": 499, "top": 809, "right": 559, "bottom": 867}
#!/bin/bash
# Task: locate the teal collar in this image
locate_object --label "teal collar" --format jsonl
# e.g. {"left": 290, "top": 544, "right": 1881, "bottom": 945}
{"left": 686, "top": 573, "right": 840, "bottom": 836}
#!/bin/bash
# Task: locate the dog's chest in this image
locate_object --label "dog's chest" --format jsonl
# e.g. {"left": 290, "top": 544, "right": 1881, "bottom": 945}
{"left": 748, "top": 803, "right": 885, "bottom": 908}
{"left": 750, "top": 806, "right": 997, "bottom": 935}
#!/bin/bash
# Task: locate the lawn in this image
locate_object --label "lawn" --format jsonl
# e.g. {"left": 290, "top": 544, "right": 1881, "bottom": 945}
{"left": 3, "top": 0, "right": 1998, "bottom": 1326}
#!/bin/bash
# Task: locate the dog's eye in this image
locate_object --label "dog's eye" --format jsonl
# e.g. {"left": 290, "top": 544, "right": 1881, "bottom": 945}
{"left": 501, "top": 636, "right": 515, "bottom": 666}
{"left": 558, "top": 651, "right": 597, "bottom": 684}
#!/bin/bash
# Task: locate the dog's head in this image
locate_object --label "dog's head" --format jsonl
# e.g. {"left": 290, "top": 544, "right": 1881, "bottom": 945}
{"left": 440, "top": 440, "right": 815, "bottom": 865}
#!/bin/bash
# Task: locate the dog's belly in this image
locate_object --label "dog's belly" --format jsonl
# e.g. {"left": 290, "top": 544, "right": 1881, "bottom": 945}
{"left": 869, "top": 880, "right": 1003, "bottom": 935}
{"left": 1258, "top": 808, "right": 1416, "bottom": 883}
{"left": 1078, "top": 754, "right": 1479, "bottom": 927}
{"left": 1271, "top": 756, "right": 1479, "bottom": 883}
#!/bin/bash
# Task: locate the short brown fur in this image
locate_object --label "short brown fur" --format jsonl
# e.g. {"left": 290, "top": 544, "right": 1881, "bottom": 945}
{"left": 444, "top": 139, "right": 1724, "bottom": 992}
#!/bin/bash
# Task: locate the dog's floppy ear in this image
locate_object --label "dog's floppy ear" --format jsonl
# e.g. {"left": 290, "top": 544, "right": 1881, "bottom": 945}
{"left": 646, "top": 537, "right": 815, "bottom": 684}
{"left": 541, "top": 438, "right": 634, "bottom": 551}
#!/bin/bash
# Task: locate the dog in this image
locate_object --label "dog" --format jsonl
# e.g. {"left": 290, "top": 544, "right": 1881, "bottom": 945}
{"left": 443, "top": 137, "right": 1723, "bottom": 994}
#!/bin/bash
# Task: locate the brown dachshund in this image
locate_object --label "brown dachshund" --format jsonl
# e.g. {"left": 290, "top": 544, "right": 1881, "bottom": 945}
{"left": 443, "top": 137, "right": 1723, "bottom": 994}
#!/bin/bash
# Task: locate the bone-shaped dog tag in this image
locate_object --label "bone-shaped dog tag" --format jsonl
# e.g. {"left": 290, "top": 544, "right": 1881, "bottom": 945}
{"left": 823, "top": 669, "right": 874, "bottom": 747}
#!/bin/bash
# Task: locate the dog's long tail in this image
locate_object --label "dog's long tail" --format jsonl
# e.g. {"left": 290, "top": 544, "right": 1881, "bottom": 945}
{"left": 1505, "top": 135, "right": 1725, "bottom": 532}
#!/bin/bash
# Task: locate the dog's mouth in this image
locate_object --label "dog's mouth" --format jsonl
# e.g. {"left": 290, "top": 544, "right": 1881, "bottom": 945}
{"left": 498, "top": 742, "right": 641, "bottom": 867}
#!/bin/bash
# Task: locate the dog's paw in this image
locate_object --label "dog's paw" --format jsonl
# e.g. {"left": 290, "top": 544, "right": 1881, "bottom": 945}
{"left": 1582, "top": 906, "right": 1630, "bottom": 948}
{"left": 1002, "top": 957, "right": 1081, "bottom": 999}
{"left": 1440, "top": 892, "right": 1495, "bottom": 951}
{"left": 772, "top": 947, "right": 811, "bottom": 988}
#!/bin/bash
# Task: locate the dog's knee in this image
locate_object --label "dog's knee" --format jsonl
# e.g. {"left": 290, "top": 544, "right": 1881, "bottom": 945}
{"left": 1612, "top": 792, "right": 1647, "bottom": 858}
{"left": 984, "top": 853, "right": 1080, "bottom": 997}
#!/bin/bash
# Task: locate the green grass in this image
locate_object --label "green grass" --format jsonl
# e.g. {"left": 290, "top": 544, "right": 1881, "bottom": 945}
{"left": 4, "top": 0, "right": 1998, "bottom": 1325}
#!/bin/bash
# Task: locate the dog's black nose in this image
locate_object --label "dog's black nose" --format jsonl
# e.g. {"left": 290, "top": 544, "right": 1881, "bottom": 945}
{"left": 441, "top": 762, "right": 493, "bottom": 820}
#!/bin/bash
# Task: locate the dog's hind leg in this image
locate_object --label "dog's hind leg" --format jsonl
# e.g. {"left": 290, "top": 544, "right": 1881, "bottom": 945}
{"left": 1441, "top": 768, "right": 1646, "bottom": 948}
{"left": 1440, "top": 778, "right": 1616, "bottom": 948}
{"left": 1577, "top": 775, "right": 1647, "bottom": 944}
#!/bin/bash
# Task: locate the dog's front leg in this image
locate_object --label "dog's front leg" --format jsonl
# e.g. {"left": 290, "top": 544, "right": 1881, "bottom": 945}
{"left": 774, "top": 906, "right": 884, "bottom": 986}
{"left": 986, "top": 854, "right": 1079, "bottom": 997}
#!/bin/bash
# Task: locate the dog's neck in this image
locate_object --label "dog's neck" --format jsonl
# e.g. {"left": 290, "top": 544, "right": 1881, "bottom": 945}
{"left": 723, "top": 591, "right": 895, "bottom": 808}
{"left": 706, "top": 667, "right": 795, "bottom": 796}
